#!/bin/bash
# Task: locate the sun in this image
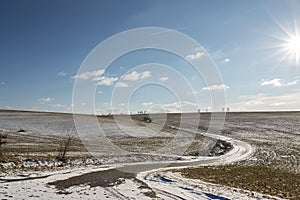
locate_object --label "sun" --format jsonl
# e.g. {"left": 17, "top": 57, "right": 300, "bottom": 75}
{"left": 266, "top": 12, "right": 300, "bottom": 66}
{"left": 283, "top": 34, "right": 300, "bottom": 64}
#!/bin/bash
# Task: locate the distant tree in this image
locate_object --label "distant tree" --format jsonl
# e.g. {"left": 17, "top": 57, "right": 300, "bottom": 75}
{"left": 227, "top": 107, "right": 230, "bottom": 112}
{"left": 198, "top": 108, "right": 200, "bottom": 113}
{"left": 57, "top": 133, "right": 74, "bottom": 162}
{"left": 222, "top": 107, "right": 225, "bottom": 112}
{"left": 0, "top": 131, "right": 8, "bottom": 157}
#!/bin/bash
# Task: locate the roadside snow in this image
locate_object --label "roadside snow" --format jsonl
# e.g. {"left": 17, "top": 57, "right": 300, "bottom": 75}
{"left": 137, "top": 170, "right": 282, "bottom": 200}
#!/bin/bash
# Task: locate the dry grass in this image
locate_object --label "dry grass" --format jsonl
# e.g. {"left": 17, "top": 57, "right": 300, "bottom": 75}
{"left": 173, "top": 165, "right": 300, "bottom": 199}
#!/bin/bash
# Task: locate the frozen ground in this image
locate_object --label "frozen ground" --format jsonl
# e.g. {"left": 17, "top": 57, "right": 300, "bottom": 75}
{"left": 0, "top": 110, "right": 299, "bottom": 199}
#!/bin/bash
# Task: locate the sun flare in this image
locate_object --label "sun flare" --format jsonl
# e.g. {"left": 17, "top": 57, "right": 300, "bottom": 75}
{"left": 283, "top": 34, "right": 300, "bottom": 64}
{"left": 268, "top": 14, "right": 300, "bottom": 66}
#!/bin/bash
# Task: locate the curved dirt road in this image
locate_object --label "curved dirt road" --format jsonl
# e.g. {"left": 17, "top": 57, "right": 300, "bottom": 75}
{"left": 134, "top": 126, "right": 256, "bottom": 199}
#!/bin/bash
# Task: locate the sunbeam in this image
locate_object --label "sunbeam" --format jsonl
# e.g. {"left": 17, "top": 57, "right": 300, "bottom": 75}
{"left": 268, "top": 13, "right": 300, "bottom": 65}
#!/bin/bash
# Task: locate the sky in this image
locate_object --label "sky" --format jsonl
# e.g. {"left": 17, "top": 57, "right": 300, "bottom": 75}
{"left": 0, "top": 0, "right": 300, "bottom": 114}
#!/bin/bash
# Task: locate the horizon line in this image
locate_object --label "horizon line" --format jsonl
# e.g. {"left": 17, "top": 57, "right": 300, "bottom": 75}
{"left": 1, "top": 108, "right": 300, "bottom": 116}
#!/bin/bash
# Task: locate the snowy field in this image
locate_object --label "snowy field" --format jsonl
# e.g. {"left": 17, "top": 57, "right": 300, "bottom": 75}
{"left": 0, "top": 110, "right": 299, "bottom": 199}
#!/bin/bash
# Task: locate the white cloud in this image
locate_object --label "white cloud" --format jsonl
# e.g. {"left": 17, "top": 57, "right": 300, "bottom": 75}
{"left": 261, "top": 78, "right": 298, "bottom": 87}
{"left": 92, "top": 77, "right": 102, "bottom": 81}
{"left": 72, "top": 69, "right": 105, "bottom": 80}
{"left": 159, "top": 77, "right": 169, "bottom": 82}
{"left": 287, "top": 80, "right": 298, "bottom": 86}
{"left": 38, "top": 97, "right": 54, "bottom": 104}
{"left": 122, "top": 71, "right": 152, "bottom": 81}
{"left": 142, "top": 102, "right": 153, "bottom": 106}
{"left": 58, "top": 71, "right": 66, "bottom": 77}
{"left": 186, "top": 51, "right": 205, "bottom": 60}
{"left": 142, "top": 101, "right": 198, "bottom": 113}
{"left": 222, "top": 58, "right": 230, "bottom": 63}
{"left": 202, "top": 84, "right": 229, "bottom": 91}
{"left": 115, "top": 82, "right": 128, "bottom": 88}
{"left": 261, "top": 79, "right": 282, "bottom": 87}
{"left": 162, "top": 101, "right": 198, "bottom": 113}
{"left": 270, "top": 102, "right": 287, "bottom": 106}
{"left": 122, "top": 71, "right": 139, "bottom": 81}
{"left": 140, "top": 71, "right": 152, "bottom": 79}
{"left": 229, "top": 92, "right": 300, "bottom": 111}
{"left": 72, "top": 69, "right": 120, "bottom": 87}
{"left": 164, "top": 101, "right": 196, "bottom": 108}
{"left": 97, "top": 77, "right": 118, "bottom": 86}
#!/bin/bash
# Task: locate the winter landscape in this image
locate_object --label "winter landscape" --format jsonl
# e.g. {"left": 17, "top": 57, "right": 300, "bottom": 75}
{"left": 0, "top": 110, "right": 299, "bottom": 199}
{"left": 1, "top": 0, "right": 300, "bottom": 199}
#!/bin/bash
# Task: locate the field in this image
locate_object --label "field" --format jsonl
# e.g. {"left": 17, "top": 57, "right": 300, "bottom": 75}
{"left": 0, "top": 110, "right": 299, "bottom": 199}
{"left": 173, "top": 165, "right": 300, "bottom": 199}
{"left": 171, "top": 112, "right": 300, "bottom": 199}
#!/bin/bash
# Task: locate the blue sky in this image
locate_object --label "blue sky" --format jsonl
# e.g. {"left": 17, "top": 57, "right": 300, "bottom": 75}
{"left": 0, "top": 0, "right": 299, "bottom": 113}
